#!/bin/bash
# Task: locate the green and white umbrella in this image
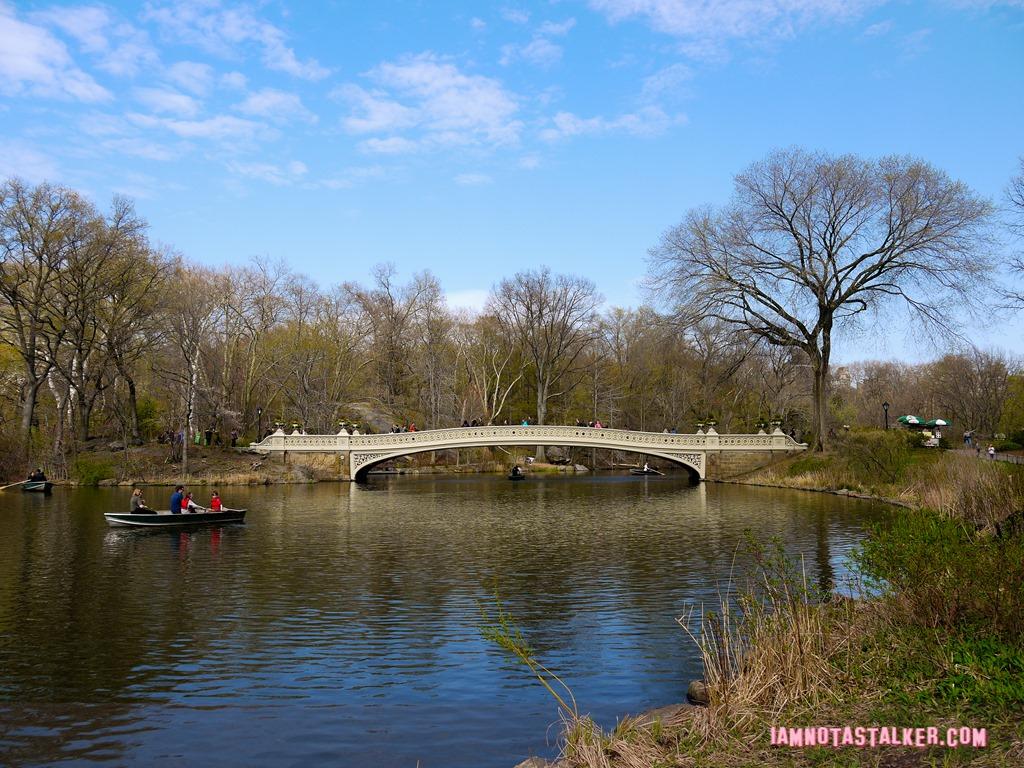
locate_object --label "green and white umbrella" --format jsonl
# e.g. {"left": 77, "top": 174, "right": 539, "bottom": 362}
{"left": 925, "top": 418, "right": 949, "bottom": 427}
{"left": 897, "top": 415, "right": 922, "bottom": 425}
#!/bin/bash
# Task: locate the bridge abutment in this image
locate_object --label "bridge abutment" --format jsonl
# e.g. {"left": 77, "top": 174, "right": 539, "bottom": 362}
{"left": 704, "top": 449, "right": 791, "bottom": 480}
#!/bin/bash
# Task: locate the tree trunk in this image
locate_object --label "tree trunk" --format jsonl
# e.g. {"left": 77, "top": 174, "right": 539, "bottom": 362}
{"left": 810, "top": 336, "right": 831, "bottom": 452}
{"left": 75, "top": 388, "right": 91, "bottom": 442}
{"left": 20, "top": 378, "right": 41, "bottom": 459}
{"left": 535, "top": 375, "right": 547, "bottom": 462}
{"left": 126, "top": 374, "right": 141, "bottom": 442}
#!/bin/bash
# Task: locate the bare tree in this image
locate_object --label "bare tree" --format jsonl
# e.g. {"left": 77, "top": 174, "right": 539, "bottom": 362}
{"left": 0, "top": 180, "right": 86, "bottom": 455}
{"left": 651, "top": 149, "right": 993, "bottom": 449}
{"left": 1005, "top": 156, "right": 1024, "bottom": 306}
{"left": 350, "top": 264, "right": 442, "bottom": 410}
{"left": 454, "top": 313, "right": 524, "bottom": 424}
{"left": 489, "top": 268, "right": 601, "bottom": 458}
{"left": 159, "top": 263, "right": 219, "bottom": 476}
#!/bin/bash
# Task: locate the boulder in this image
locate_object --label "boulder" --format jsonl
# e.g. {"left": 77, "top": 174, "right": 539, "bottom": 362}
{"left": 513, "top": 759, "right": 553, "bottom": 768}
{"left": 686, "top": 680, "right": 710, "bottom": 706}
{"left": 633, "top": 702, "right": 690, "bottom": 727}
{"left": 107, "top": 441, "right": 125, "bottom": 452}
{"left": 573, "top": 464, "right": 589, "bottom": 472}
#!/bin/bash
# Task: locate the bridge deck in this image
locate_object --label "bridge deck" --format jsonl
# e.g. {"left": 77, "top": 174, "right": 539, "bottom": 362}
{"left": 250, "top": 425, "right": 806, "bottom": 481}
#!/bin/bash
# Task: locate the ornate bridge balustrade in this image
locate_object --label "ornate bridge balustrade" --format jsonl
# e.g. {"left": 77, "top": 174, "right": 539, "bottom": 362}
{"left": 250, "top": 425, "right": 806, "bottom": 481}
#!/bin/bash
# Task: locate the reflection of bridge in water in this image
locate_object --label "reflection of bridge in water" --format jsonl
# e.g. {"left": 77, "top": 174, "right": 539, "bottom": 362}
{"left": 250, "top": 425, "right": 807, "bottom": 482}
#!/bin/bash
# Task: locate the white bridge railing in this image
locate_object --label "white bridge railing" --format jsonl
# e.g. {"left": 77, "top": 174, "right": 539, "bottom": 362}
{"left": 250, "top": 425, "right": 805, "bottom": 453}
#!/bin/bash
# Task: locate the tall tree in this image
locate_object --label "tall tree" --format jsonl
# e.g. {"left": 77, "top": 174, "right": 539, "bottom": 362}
{"left": 651, "top": 149, "right": 993, "bottom": 449}
{"left": 0, "top": 180, "right": 86, "bottom": 454}
{"left": 489, "top": 268, "right": 601, "bottom": 458}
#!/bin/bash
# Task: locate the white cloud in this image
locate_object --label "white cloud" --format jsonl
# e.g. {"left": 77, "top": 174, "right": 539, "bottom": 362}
{"left": 336, "top": 85, "right": 419, "bottom": 133}
{"left": 588, "top": 0, "right": 881, "bottom": 56}
{"left": 134, "top": 86, "right": 201, "bottom": 117}
{"left": 228, "top": 159, "right": 308, "bottom": 185}
{"left": 470, "top": 17, "right": 487, "bottom": 30}
{"left": 359, "top": 136, "right": 420, "bottom": 155}
{"left": 167, "top": 61, "right": 214, "bottom": 95}
{"left": 40, "top": 6, "right": 110, "bottom": 52}
{"left": 501, "top": 17, "right": 576, "bottom": 67}
{"left": 454, "top": 173, "right": 493, "bottom": 186}
{"left": 101, "top": 137, "right": 181, "bottom": 161}
{"left": 862, "top": 20, "right": 894, "bottom": 36}
{"left": 338, "top": 53, "right": 522, "bottom": 152}
{"left": 640, "top": 62, "right": 693, "bottom": 102}
{"left": 537, "top": 18, "right": 577, "bottom": 36}
{"left": 128, "top": 112, "right": 268, "bottom": 141}
{"left": 37, "top": 5, "right": 157, "bottom": 76}
{"left": 221, "top": 71, "right": 247, "bottom": 89}
{"left": 0, "top": 140, "right": 60, "bottom": 182}
{"left": 540, "top": 106, "right": 683, "bottom": 141}
{"left": 501, "top": 8, "right": 531, "bottom": 24}
{"left": 144, "top": 1, "right": 328, "bottom": 80}
{"left": 901, "top": 27, "right": 932, "bottom": 57}
{"left": 0, "top": 5, "right": 110, "bottom": 101}
{"left": 235, "top": 88, "right": 317, "bottom": 123}
{"left": 518, "top": 154, "right": 541, "bottom": 170}
{"left": 501, "top": 37, "right": 563, "bottom": 67}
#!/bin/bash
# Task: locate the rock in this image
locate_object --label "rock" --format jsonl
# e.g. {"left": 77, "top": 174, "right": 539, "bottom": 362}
{"left": 573, "top": 464, "right": 589, "bottom": 472}
{"left": 107, "top": 441, "right": 125, "bottom": 452}
{"left": 634, "top": 702, "right": 690, "bottom": 726}
{"left": 686, "top": 680, "right": 710, "bottom": 706}
{"left": 513, "top": 759, "right": 553, "bottom": 768}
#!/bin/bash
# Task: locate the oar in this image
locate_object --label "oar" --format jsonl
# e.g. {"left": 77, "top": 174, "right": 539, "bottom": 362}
{"left": 0, "top": 480, "right": 28, "bottom": 491}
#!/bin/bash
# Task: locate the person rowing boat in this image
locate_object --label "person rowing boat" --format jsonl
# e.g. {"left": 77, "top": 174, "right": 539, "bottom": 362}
{"left": 130, "top": 488, "right": 155, "bottom": 514}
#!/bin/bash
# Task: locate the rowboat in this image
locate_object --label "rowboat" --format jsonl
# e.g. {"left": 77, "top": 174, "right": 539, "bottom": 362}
{"left": 508, "top": 473, "right": 526, "bottom": 481}
{"left": 104, "top": 507, "right": 247, "bottom": 528}
{"left": 22, "top": 481, "right": 54, "bottom": 493}
{"left": 630, "top": 468, "right": 664, "bottom": 476}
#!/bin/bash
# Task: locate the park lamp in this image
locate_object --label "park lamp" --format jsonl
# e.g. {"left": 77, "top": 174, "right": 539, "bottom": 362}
{"left": 882, "top": 401, "right": 890, "bottom": 430}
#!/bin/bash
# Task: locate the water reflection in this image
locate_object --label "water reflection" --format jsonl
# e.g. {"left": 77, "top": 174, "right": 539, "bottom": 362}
{"left": 0, "top": 477, "right": 887, "bottom": 767}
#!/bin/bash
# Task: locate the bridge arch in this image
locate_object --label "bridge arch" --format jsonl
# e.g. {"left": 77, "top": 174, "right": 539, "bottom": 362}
{"left": 350, "top": 441, "right": 704, "bottom": 482}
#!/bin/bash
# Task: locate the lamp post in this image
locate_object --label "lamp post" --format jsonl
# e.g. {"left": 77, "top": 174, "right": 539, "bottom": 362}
{"left": 256, "top": 407, "right": 263, "bottom": 439}
{"left": 882, "top": 401, "right": 889, "bottom": 431}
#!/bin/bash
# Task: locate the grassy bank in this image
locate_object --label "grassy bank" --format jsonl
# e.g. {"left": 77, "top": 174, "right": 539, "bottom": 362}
{"left": 500, "top": 433, "right": 1024, "bottom": 767}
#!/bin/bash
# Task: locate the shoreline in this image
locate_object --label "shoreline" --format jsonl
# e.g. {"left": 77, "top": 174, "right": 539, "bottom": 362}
{"left": 507, "top": 450, "right": 1024, "bottom": 767}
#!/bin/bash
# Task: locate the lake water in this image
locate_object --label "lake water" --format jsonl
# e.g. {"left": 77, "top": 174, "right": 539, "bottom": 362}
{"left": 0, "top": 475, "right": 887, "bottom": 767}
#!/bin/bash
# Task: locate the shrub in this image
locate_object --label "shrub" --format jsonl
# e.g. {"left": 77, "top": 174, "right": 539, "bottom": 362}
{"left": 837, "top": 429, "right": 914, "bottom": 484}
{"left": 854, "top": 508, "right": 1024, "bottom": 642}
{"left": 73, "top": 457, "right": 116, "bottom": 486}
{"left": 993, "top": 439, "right": 1022, "bottom": 453}
{"left": 136, "top": 396, "right": 163, "bottom": 440}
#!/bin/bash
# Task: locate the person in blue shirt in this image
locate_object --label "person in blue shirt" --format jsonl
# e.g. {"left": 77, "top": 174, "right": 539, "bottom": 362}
{"left": 170, "top": 485, "right": 185, "bottom": 515}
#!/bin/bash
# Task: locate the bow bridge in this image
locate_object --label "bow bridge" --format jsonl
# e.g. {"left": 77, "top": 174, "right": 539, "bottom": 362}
{"left": 249, "top": 425, "right": 806, "bottom": 482}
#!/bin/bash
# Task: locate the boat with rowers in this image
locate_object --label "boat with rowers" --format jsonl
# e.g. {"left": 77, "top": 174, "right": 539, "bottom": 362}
{"left": 105, "top": 506, "right": 247, "bottom": 527}
{"left": 22, "top": 480, "right": 54, "bottom": 493}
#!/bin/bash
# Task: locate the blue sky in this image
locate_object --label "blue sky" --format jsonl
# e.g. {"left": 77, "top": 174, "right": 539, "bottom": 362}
{"left": 2, "top": 0, "right": 1023, "bottom": 359}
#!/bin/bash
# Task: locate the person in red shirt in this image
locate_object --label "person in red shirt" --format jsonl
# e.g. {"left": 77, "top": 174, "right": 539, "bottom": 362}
{"left": 210, "top": 491, "right": 222, "bottom": 511}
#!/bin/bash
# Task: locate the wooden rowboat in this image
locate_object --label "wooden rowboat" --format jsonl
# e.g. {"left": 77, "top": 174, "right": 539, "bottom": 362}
{"left": 630, "top": 468, "right": 664, "bottom": 476}
{"left": 22, "top": 481, "right": 54, "bottom": 493}
{"left": 104, "top": 507, "right": 247, "bottom": 528}
{"left": 508, "top": 473, "right": 526, "bottom": 481}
